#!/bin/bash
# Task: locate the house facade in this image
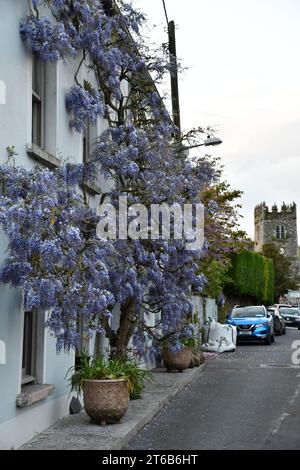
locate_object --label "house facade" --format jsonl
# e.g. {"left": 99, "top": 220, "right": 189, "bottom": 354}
{"left": 0, "top": 1, "right": 110, "bottom": 449}
{"left": 0, "top": 1, "right": 220, "bottom": 450}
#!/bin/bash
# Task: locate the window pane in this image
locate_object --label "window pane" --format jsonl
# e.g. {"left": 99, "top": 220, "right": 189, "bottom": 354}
{"left": 32, "top": 97, "right": 42, "bottom": 146}
{"left": 22, "top": 312, "right": 33, "bottom": 375}
{"left": 32, "top": 55, "right": 42, "bottom": 97}
{"left": 32, "top": 55, "right": 43, "bottom": 146}
{"left": 83, "top": 124, "right": 90, "bottom": 163}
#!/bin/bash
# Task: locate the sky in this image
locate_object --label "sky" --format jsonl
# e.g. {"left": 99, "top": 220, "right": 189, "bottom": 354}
{"left": 133, "top": 0, "right": 300, "bottom": 239}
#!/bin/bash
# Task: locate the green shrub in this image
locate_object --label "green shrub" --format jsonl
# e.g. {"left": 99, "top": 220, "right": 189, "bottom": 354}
{"left": 66, "top": 354, "right": 153, "bottom": 400}
{"left": 226, "top": 250, "right": 274, "bottom": 304}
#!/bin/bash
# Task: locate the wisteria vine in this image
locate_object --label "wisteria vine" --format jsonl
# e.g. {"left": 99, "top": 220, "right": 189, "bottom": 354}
{"left": 0, "top": 0, "right": 223, "bottom": 356}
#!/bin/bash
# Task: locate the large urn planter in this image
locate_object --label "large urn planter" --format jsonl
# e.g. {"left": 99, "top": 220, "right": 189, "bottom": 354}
{"left": 162, "top": 346, "right": 193, "bottom": 372}
{"left": 68, "top": 355, "right": 151, "bottom": 426}
{"left": 82, "top": 378, "right": 129, "bottom": 425}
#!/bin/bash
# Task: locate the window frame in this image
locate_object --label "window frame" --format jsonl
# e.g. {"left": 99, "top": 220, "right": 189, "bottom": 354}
{"left": 32, "top": 54, "right": 45, "bottom": 148}
{"left": 21, "top": 311, "right": 38, "bottom": 385}
{"left": 275, "top": 225, "right": 281, "bottom": 239}
{"left": 83, "top": 122, "right": 91, "bottom": 164}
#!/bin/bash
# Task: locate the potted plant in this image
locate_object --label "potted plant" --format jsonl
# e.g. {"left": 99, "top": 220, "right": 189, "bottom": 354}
{"left": 181, "top": 336, "right": 205, "bottom": 367}
{"left": 162, "top": 325, "right": 204, "bottom": 371}
{"left": 67, "top": 355, "right": 152, "bottom": 425}
{"left": 162, "top": 343, "right": 193, "bottom": 372}
{"left": 121, "top": 361, "right": 153, "bottom": 400}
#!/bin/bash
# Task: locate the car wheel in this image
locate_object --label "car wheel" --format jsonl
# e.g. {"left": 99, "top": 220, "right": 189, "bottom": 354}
{"left": 265, "top": 334, "right": 271, "bottom": 345}
{"left": 277, "top": 325, "right": 283, "bottom": 336}
{"left": 283, "top": 327, "right": 286, "bottom": 335}
{"left": 271, "top": 333, "right": 275, "bottom": 343}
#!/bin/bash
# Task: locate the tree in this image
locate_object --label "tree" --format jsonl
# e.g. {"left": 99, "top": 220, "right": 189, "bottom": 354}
{"left": 262, "top": 243, "right": 297, "bottom": 300}
{"left": 197, "top": 179, "right": 249, "bottom": 299}
{"left": 200, "top": 180, "right": 249, "bottom": 266}
{"left": 0, "top": 0, "right": 221, "bottom": 358}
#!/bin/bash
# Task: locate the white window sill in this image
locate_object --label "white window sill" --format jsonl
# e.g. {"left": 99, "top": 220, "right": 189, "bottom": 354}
{"left": 16, "top": 384, "right": 55, "bottom": 408}
{"left": 27, "top": 145, "right": 102, "bottom": 194}
{"left": 21, "top": 374, "right": 36, "bottom": 385}
{"left": 27, "top": 143, "right": 61, "bottom": 168}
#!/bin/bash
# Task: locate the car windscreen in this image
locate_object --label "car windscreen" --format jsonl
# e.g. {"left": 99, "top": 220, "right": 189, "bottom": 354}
{"left": 279, "top": 308, "right": 300, "bottom": 316}
{"left": 231, "top": 307, "right": 265, "bottom": 318}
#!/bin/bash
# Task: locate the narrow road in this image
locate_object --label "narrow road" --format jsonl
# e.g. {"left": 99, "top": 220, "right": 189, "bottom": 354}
{"left": 127, "top": 328, "right": 300, "bottom": 450}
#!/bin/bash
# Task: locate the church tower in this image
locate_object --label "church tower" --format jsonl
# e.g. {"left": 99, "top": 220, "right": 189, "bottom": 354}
{"left": 254, "top": 202, "right": 300, "bottom": 277}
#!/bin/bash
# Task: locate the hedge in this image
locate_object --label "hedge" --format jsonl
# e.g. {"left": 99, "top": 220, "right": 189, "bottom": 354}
{"left": 226, "top": 250, "right": 274, "bottom": 304}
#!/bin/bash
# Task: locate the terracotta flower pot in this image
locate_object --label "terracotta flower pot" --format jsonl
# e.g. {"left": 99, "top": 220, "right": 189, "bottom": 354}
{"left": 162, "top": 346, "right": 193, "bottom": 372}
{"left": 82, "top": 378, "right": 129, "bottom": 425}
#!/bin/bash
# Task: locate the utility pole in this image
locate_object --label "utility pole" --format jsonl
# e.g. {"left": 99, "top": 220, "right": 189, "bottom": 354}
{"left": 168, "top": 20, "right": 181, "bottom": 136}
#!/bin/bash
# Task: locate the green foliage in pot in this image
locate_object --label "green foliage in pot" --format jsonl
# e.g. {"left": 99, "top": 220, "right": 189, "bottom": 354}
{"left": 66, "top": 354, "right": 153, "bottom": 400}
{"left": 122, "top": 361, "right": 153, "bottom": 400}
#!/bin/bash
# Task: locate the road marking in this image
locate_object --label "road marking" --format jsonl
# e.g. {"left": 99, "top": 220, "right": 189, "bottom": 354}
{"left": 271, "top": 381, "right": 300, "bottom": 436}
{"left": 260, "top": 364, "right": 300, "bottom": 369}
{"left": 271, "top": 412, "right": 290, "bottom": 436}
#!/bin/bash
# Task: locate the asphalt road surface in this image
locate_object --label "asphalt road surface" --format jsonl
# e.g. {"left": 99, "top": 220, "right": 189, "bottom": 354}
{"left": 127, "top": 328, "right": 300, "bottom": 450}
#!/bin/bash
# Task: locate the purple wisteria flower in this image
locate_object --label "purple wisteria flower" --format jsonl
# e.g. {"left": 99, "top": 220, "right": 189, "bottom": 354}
{"left": 66, "top": 85, "right": 105, "bottom": 132}
{"left": 20, "top": 16, "right": 77, "bottom": 61}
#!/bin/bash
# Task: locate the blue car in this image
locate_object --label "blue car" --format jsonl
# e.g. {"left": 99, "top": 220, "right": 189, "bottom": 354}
{"left": 226, "top": 305, "right": 275, "bottom": 345}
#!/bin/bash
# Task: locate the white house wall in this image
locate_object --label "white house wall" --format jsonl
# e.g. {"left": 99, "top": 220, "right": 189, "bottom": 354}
{"left": 0, "top": 0, "right": 112, "bottom": 449}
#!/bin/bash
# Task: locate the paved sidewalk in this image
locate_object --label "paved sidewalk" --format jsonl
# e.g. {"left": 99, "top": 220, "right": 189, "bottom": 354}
{"left": 20, "top": 364, "right": 205, "bottom": 450}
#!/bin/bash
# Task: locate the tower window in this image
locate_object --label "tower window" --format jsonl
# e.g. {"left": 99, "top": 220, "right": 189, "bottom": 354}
{"left": 275, "top": 225, "right": 286, "bottom": 240}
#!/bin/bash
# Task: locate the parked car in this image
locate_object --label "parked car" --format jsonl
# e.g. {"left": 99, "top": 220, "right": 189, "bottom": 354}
{"left": 267, "top": 307, "right": 286, "bottom": 335}
{"left": 226, "top": 305, "right": 275, "bottom": 345}
{"left": 274, "top": 303, "right": 292, "bottom": 309}
{"left": 278, "top": 307, "right": 300, "bottom": 329}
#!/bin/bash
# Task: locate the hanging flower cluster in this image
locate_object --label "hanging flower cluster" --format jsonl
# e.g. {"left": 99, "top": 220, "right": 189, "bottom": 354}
{"left": 66, "top": 85, "right": 106, "bottom": 132}
{"left": 0, "top": 164, "right": 115, "bottom": 350}
{"left": 20, "top": 15, "right": 77, "bottom": 61}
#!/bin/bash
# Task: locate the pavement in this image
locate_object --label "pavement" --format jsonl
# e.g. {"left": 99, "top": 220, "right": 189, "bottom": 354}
{"left": 127, "top": 328, "right": 300, "bottom": 450}
{"left": 20, "top": 363, "right": 205, "bottom": 450}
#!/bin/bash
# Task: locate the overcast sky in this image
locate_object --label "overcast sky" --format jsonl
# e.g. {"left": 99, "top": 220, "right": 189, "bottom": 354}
{"left": 133, "top": 0, "right": 300, "bottom": 239}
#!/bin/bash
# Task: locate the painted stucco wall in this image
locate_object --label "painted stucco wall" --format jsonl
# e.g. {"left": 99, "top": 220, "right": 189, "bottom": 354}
{"left": 0, "top": 1, "right": 110, "bottom": 448}
{"left": 0, "top": 1, "right": 31, "bottom": 167}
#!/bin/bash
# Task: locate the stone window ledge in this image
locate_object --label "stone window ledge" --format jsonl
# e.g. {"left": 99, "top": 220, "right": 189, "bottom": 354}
{"left": 27, "top": 143, "right": 61, "bottom": 168}
{"left": 16, "top": 384, "right": 55, "bottom": 408}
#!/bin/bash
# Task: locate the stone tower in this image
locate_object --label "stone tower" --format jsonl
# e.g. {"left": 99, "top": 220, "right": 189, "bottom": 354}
{"left": 254, "top": 202, "right": 300, "bottom": 277}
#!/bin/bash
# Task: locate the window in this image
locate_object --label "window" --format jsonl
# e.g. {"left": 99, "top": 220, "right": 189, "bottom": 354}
{"left": 21, "top": 311, "right": 37, "bottom": 385}
{"left": 83, "top": 123, "right": 90, "bottom": 164}
{"left": 32, "top": 55, "right": 44, "bottom": 147}
{"left": 275, "top": 225, "right": 286, "bottom": 240}
{"left": 0, "top": 180, "right": 6, "bottom": 195}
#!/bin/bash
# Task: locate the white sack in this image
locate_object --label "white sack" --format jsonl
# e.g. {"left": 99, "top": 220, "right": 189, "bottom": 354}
{"left": 201, "top": 320, "right": 237, "bottom": 353}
